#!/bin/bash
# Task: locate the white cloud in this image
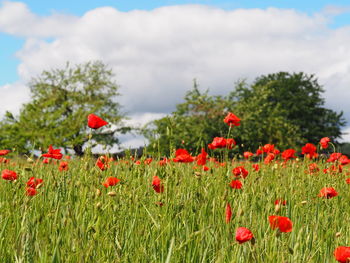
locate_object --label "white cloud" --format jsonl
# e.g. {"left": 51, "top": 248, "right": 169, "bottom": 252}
{"left": 0, "top": 82, "right": 29, "bottom": 116}
{"left": 1, "top": 1, "right": 350, "bottom": 146}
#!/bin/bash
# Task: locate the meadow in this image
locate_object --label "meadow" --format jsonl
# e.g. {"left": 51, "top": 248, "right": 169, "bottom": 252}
{"left": 0, "top": 113, "right": 349, "bottom": 263}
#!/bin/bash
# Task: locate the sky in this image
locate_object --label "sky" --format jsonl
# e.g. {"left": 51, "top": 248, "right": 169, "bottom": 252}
{"left": 1, "top": 0, "right": 350, "bottom": 150}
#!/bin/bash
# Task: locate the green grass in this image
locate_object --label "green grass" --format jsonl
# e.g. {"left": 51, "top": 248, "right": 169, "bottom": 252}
{"left": 0, "top": 157, "right": 349, "bottom": 262}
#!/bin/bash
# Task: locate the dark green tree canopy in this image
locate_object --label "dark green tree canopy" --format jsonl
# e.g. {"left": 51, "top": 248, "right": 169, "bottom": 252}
{"left": 0, "top": 61, "right": 125, "bottom": 155}
{"left": 233, "top": 72, "right": 345, "bottom": 150}
{"left": 144, "top": 72, "right": 345, "bottom": 154}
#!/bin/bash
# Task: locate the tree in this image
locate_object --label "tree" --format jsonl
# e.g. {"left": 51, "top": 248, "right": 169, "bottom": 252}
{"left": 144, "top": 80, "right": 234, "bottom": 156}
{"left": 232, "top": 72, "right": 346, "bottom": 150}
{"left": 0, "top": 61, "right": 126, "bottom": 155}
{"left": 145, "top": 72, "right": 345, "bottom": 154}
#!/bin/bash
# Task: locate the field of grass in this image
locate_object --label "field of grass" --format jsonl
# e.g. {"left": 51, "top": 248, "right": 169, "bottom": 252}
{"left": 0, "top": 151, "right": 349, "bottom": 262}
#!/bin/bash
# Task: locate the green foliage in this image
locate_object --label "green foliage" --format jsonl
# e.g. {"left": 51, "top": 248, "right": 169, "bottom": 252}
{"left": 0, "top": 61, "right": 125, "bottom": 155}
{"left": 144, "top": 80, "right": 233, "bottom": 156}
{"left": 145, "top": 72, "right": 345, "bottom": 154}
{"left": 233, "top": 72, "right": 345, "bottom": 150}
{"left": 0, "top": 156, "right": 349, "bottom": 262}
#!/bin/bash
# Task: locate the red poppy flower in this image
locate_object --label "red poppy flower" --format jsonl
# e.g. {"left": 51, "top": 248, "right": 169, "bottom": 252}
{"left": 274, "top": 199, "right": 287, "bottom": 206}
{"left": 223, "top": 112, "right": 240, "bottom": 127}
{"left": 96, "top": 156, "right": 112, "bottom": 171}
{"left": 281, "top": 149, "right": 296, "bottom": 161}
{"left": 243, "top": 151, "right": 254, "bottom": 159}
{"left": 42, "top": 158, "right": 50, "bottom": 164}
{"left": 262, "top": 144, "right": 276, "bottom": 153}
{"left": 26, "top": 177, "right": 43, "bottom": 188}
{"left": 320, "top": 137, "right": 330, "bottom": 149}
{"left": 173, "top": 149, "right": 194, "bottom": 163}
{"left": 229, "top": 180, "right": 243, "bottom": 189}
{"left": 87, "top": 113, "right": 108, "bottom": 129}
{"left": 152, "top": 176, "right": 164, "bottom": 193}
{"left": 327, "top": 153, "right": 343, "bottom": 163}
{"left": 225, "top": 203, "right": 232, "bottom": 223}
{"left": 208, "top": 137, "right": 235, "bottom": 150}
{"left": 232, "top": 166, "right": 249, "bottom": 179}
{"left": 196, "top": 148, "right": 207, "bottom": 166}
{"left": 339, "top": 155, "right": 350, "bottom": 166}
{"left": 346, "top": 178, "right": 350, "bottom": 184}
{"left": 264, "top": 153, "right": 275, "bottom": 164}
{"left": 102, "top": 176, "right": 120, "bottom": 188}
{"left": 42, "top": 145, "right": 63, "bottom": 160}
{"left": 2, "top": 169, "right": 17, "bottom": 181}
{"left": 318, "top": 187, "right": 338, "bottom": 199}
{"left": 252, "top": 163, "right": 260, "bottom": 171}
{"left": 144, "top": 158, "right": 153, "bottom": 165}
{"left": 268, "top": 215, "right": 293, "bottom": 233}
{"left": 59, "top": 161, "right": 69, "bottom": 171}
{"left": 235, "top": 227, "right": 254, "bottom": 244}
{"left": 26, "top": 187, "right": 37, "bottom": 196}
{"left": 256, "top": 149, "right": 263, "bottom": 155}
{"left": 301, "top": 143, "right": 318, "bottom": 159}
{"left": 334, "top": 246, "right": 350, "bottom": 263}
{"left": 0, "top": 150, "right": 10, "bottom": 156}
{"left": 158, "top": 158, "right": 170, "bottom": 166}
{"left": 308, "top": 163, "right": 319, "bottom": 174}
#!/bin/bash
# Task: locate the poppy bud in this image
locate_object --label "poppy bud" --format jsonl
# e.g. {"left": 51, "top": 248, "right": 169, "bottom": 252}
{"left": 107, "top": 191, "right": 116, "bottom": 197}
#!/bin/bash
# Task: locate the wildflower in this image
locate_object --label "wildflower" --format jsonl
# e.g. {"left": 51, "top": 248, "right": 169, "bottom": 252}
{"left": 208, "top": 137, "right": 235, "bottom": 150}
{"left": 225, "top": 203, "right": 232, "bottom": 223}
{"left": 232, "top": 166, "right": 249, "bottom": 179}
{"left": 0, "top": 150, "right": 10, "bottom": 156}
{"left": 223, "top": 112, "right": 240, "bottom": 127}
{"left": 339, "top": 155, "right": 350, "bottom": 166}
{"left": 334, "top": 246, "right": 350, "bottom": 263}
{"left": 96, "top": 156, "right": 112, "bottom": 171}
{"left": 59, "top": 161, "right": 69, "bottom": 171}
{"left": 2, "top": 169, "right": 17, "bottom": 181}
{"left": 229, "top": 180, "right": 242, "bottom": 189}
{"left": 320, "top": 137, "right": 330, "bottom": 149}
{"left": 252, "top": 164, "right": 260, "bottom": 172}
{"left": 158, "top": 158, "right": 169, "bottom": 166}
{"left": 87, "top": 113, "right": 108, "bottom": 129}
{"left": 301, "top": 143, "right": 318, "bottom": 159}
{"left": 327, "top": 153, "right": 343, "bottom": 163}
{"left": 264, "top": 153, "right": 275, "bottom": 164}
{"left": 196, "top": 148, "right": 207, "bottom": 166}
{"left": 152, "top": 176, "right": 164, "bottom": 193}
{"left": 281, "top": 149, "right": 296, "bottom": 161}
{"left": 268, "top": 215, "right": 293, "bottom": 233}
{"left": 308, "top": 163, "right": 319, "bottom": 174}
{"left": 318, "top": 187, "right": 338, "bottom": 199}
{"left": 235, "top": 227, "right": 254, "bottom": 244}
{"left": 42, "top": 145, "right": 63, "bottom": 160}
{"left": 173, "top": 149, "right": 194, "bottom": 163}
{"left": 26, "top": 187, "right": 37, "bottom": 196}
{"left": 102, "top": 177, "right": 120, "bottom": 188}
{"left": 144, "top": 158, "right": 153, "bottom": 165}
{"left": 346, "top": 178, "right": 350, "bottom": 184}
{"left": 43, "top": 158, "right": 50, "bottom": 164}
{"left": 274, "top": 199, "right": 287, "bottom": 206}
{"left": 243, "top": 151, "right": 254, "bottom": 159}
{"left": 26, "top": 177, "right": 43, "bottom": 188}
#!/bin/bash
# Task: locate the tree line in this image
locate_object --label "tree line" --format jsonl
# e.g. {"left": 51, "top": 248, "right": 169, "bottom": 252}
{"left": 0, "top": 61, "right": 346, "bottom": 156}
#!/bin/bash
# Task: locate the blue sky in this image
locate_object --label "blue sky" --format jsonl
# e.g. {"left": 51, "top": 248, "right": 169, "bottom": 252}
{"left": 1, "top": 0, "right": 350, "bottom": 86}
